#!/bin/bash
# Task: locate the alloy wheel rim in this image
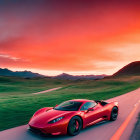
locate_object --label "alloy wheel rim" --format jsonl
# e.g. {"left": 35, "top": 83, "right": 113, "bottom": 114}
{"left": 71, "top": 119, "right": 80, "bottom": 133}
{"left": 112, "top": 109, "right": 118, "bottom": 119}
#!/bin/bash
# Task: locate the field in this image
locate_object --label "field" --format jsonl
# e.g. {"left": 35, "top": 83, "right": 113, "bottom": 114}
{"left": 0, "top": 75, "right": 140, "bottom": 131}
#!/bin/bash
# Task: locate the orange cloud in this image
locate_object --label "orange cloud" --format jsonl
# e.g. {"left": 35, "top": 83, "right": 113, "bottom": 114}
{"left": 0, "top": 0, "right": 140, "bottom": 75}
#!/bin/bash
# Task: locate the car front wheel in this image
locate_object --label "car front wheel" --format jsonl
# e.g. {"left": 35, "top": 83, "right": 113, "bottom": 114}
{"left": 67, "top": 116, "right": 82, "bottom": 136}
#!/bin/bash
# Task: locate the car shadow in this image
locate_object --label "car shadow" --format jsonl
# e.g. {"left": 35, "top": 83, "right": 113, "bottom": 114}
{"left": 27, "top": 120, "right": 112, "bottom": 140}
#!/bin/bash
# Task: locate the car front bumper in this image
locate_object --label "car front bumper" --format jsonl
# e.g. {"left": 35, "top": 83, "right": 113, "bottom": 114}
{"left": 28, "top": 121, "right": 68, "bottom": 135}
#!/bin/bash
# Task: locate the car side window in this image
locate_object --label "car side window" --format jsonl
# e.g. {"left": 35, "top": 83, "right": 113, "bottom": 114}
{"left": 80, "top": 102, "right": 96, "bottom": 111}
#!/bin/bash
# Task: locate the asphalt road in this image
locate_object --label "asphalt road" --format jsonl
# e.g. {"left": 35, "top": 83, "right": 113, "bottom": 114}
{"left": 0, "top": 88, "right": 140, "bottom": 140}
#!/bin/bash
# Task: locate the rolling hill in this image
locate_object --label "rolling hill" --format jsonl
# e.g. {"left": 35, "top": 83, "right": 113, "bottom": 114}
{"left": 1, "top": 61, "right": 140, "bottom": 79}
{"left": 0, "top": 68, "right": 105, "bottom": 80}
{"left": 0, "top": 68, "right": 45, "bottom": 78}
{"left": 52, "top": 73, "right": 105, "bottom": 80}
{"left": 113, "top": 61, "right": 140, "bottom": 76}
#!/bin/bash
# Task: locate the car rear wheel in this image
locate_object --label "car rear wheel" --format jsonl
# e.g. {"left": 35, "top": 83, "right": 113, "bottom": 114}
{"left": 110, "top": 106, "right": 118, "bottom": 121}
{"left": 67, "top": 116, "right": 82, "bottom": 136}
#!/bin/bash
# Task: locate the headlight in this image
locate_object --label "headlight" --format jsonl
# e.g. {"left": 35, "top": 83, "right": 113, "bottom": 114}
{"left": 48, "top": 116, "right": 64, "bottom": 124}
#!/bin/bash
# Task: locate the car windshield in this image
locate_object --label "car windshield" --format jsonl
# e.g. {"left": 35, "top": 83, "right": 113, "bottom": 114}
{"left": 54, "top": 101, "right": 83, "bottom": 111}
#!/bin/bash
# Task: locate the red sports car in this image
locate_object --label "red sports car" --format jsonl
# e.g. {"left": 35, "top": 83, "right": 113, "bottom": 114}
{"left": 28, "top": 99, "right": 118, "bottom": 136}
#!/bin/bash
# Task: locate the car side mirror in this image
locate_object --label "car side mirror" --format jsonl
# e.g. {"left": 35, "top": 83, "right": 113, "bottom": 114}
{"left": 87, "top": 107, "right": 94, "bottom": 112}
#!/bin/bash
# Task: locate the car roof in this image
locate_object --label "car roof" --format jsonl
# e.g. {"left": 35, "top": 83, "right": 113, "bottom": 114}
{"left": 69, "top": 99, "right": 95, "bottom": 103}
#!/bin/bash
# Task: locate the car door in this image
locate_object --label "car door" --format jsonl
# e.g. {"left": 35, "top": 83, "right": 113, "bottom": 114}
{"left": 98, "top": 103, "right": 110, "bottom": 119}
{"left": 80, "top": 101, "right": 100, "bottom": 125}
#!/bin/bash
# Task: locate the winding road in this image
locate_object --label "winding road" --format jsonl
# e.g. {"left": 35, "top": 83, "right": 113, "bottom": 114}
{"left": 33, "top": 87, "right": 62, "bottom": 94}
{"left": 0, "top": 88, "right": 140, "bottom": 140}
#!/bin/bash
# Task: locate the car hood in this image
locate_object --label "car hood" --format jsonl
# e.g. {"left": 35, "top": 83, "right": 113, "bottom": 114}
{"left": 29, "top": 109, "right": 74, "bottom": 128}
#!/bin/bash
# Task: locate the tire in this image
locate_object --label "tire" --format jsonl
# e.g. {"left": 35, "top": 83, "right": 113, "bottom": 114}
{"left": 110, "top": 106, "right": 118, "bottom": 121}
{"left": 67, "top": 116, "right": 82, "bottom": 136}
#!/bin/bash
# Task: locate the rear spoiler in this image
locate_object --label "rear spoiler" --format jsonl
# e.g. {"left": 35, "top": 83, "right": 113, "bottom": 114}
{"left": 95, "top": 100, "right": 108, "bottom": 106}
{"left": 95, "top": 100, "right": 103, "bottom": 103}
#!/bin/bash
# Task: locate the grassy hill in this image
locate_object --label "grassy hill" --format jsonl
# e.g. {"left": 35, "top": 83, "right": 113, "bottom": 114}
{"left": 0, "top": 75, "right": 140, "bottom": 131}
{"left": 113, "top": 61, "right": 140, "bottom": 76}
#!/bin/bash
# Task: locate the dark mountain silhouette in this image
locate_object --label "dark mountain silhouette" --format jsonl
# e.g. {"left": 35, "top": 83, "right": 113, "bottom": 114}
{"left": 1, "top": 61, "right": 139, "bottom": 79}
{"left": 0, "top": 68, "right": 106, "bottom": 80}
{"left": 113, "top": 61, "right": 140, "bottom": 76}
{"left": 0, "top": 68, "right": 45, "bottom": 78}
{"left": 53, "top": 73, "right": 106, "bottom": 80}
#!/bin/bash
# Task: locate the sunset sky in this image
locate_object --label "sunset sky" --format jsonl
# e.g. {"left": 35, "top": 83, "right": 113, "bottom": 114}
{"left": 0, "top": 0, "right": 140, "bottom": 76}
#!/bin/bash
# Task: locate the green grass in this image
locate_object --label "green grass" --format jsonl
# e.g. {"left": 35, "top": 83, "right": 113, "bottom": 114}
{"left": 0, "top": 75, "right": 140, "bottom": 131}
{"left": 0, "top": 76, "right": 73, "bottom": 96}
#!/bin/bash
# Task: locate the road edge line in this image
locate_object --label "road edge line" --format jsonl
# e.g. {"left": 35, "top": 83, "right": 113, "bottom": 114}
{"left": 110, "top": 101, "right": 140, "bottom": 140}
